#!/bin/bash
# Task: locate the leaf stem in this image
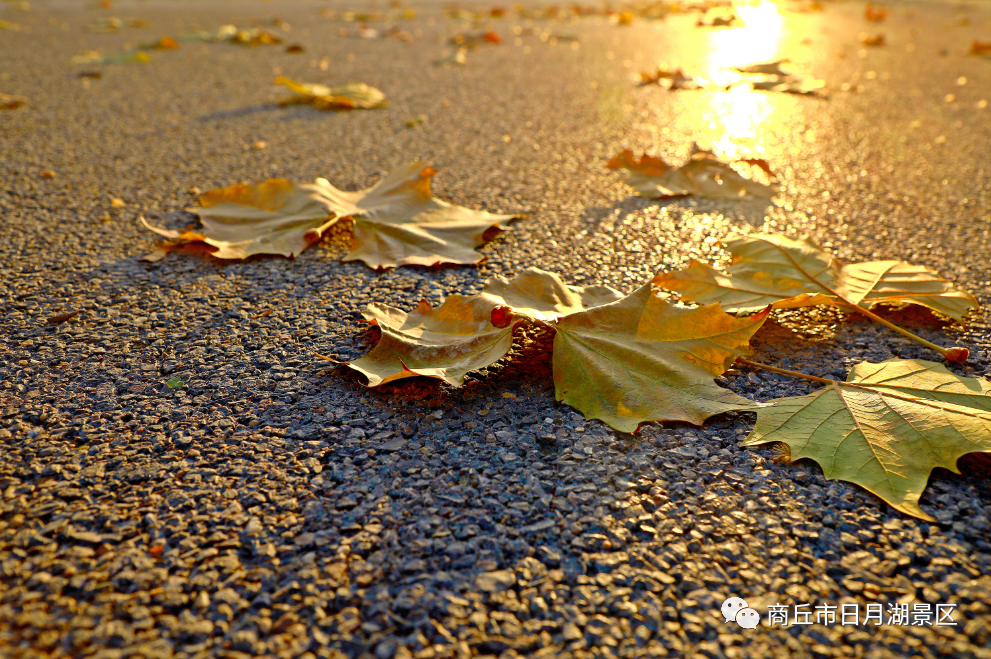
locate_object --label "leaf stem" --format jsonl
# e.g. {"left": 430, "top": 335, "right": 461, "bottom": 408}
{"left": 736, "top": 357, "right": 836, "bottom": 385}
{"left": 834, "top": 301, "right": 968, "bottom": 363}
{"left": 772, "top": 242, "right": 968, "bottom": 363}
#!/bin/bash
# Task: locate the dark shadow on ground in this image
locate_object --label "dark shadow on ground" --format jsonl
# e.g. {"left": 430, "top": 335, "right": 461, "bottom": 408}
{"left": 197, "top": 104, "right": 282, "bottom": 122}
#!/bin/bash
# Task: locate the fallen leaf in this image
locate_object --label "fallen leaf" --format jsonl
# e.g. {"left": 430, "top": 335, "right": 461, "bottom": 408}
{"left": 310, "top": 162, "right": 516, "bottom": 268}
{"left": 71, "top": 50, "right": 150, "bottom": 64}
{"left": 696, "top": 12, "right": 742, "bottom": 27}
{"left": 0, "top": 93, "right": 27, "bottom": 110}
{"left": 232, "top": 28, "right": 282, "bottom": 46}
{"left": 480, "top": 267, "right": 622, "bottom": 322}
{"left": 969, "top": 41, "right": 991, "bottom": 56}
{"left": 146, "top": 35, "right": 179, "bottom": 49}
{"left": 405, "top": 114, "right": 428, "bottom": 128}
{"left": 434, "top": 48, "right": 468, "bottom": 66}
{"left": 47, "top": 310, "right": 80, "bottom": 324}
{"left": 349, "top": 295, "right": 519, "bottom": 387}
{"left": 613, "top": 10, "right": 635, "bottom": 25}
{"left": 749, "top": 78, "right": 826, "bottom": 96}
{"left": 140, "top": 179, "right": 339, "bottom": 259}
{"left": 143, "top": 163, "right": 516, "bottom": 266}
{"left": 638, "top": 67, "right": 705, "bottom": 90}
{"left": 179, "top": 25, "right": 282, "bottom": 46}
{"left": 553, "top": 284, "right": 769, "bottom": 431}
{"left": 743, "top": 359, "right": 991, "bottom": 520}
{"left": 864, "top": 3, "right": 888, "bottom": 21}
{"left": 861, "top": 33, "right": 885, "bottom": 47}
{"left": 733, "top": 59, "right": 792, "bottom": 77}
{"left": 654, "top": 234, "right": 978, "bottom": 321}
{"left": 608, "top": 147, "right": 776, "bottom": 200}
{"left": 730, "top": 59, "right": 826, "bottom": 96}
{"left": 449, "top": 30, "right": 501, "bottom": 48}
{"left": 275, "top": 76, "right": 387, "bottom": 110}
{"left": 349, "top": 268, "right": 619, "bottom": 386}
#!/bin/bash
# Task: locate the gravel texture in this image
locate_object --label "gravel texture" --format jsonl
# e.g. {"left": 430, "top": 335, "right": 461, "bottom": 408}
{"left": 3, "top": 0, "right": 991, "bottom": 658}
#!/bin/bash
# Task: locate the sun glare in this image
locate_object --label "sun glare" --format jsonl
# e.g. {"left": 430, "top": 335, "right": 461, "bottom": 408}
{"left": 705, "top": 1, "right": 785, "bottom": 83}
{"left": 691, "top": 1, "right": 788, "bottom": 157}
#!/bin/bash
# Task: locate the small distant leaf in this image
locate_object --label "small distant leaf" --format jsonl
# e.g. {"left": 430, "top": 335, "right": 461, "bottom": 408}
{"left": 166, "top": 376, "right": 184, "bottom": 389}
{"left": 405, "top": 114, "right": 428, "bottom": 128}
{"left": 0, "top": 93, "right": 27, "bottom": 110}
{"left": 72, "top": 50, "right": 150, "bottom": 64}
{"left": 553, "top": 284, "right": 769, "bottom": 432}
{"left": 969, "top": 40, "right": 991, "bottom": 56}
{"left": 231, "top": 28, "right": 282, "bottom": 46}
{"left": 608, "top": 147, "right": 776, "bottom": 200}
{"left": 743, "top": 359, "right": 991, "bottom": 520}
{"left": 144, "top": 35, "right": 180, "bottom": 50}
{"left": 638, "top": 66, "right": 706, "bottom": 90}
{"left": 864, "top": 3, "right": 888, "bottom": 21}
{"left": 860, "top": 33, "right": 885, "bottom": 47}
{"left": 434, "top": 48, "right": 468, "bottom": 66}
{"left": 654, "top": 234, "right": 978, "bottom": 321}
{"left": 733, "top": 59, "right": 792, "bottom": 76}
{"left": 749, "top": 78, "right": 825, "bottom": 96}
{"left": 276, "top": 76, "right": 386, "bottom": 110}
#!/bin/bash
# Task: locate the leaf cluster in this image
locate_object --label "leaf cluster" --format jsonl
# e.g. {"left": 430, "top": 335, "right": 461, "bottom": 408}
{"left": 346, "top": 236, "right": 985, "bottom": 521}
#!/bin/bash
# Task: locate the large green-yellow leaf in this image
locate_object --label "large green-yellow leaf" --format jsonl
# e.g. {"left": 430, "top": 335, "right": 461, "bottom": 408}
{"left": 141, "top": 179, "right": 339, "bottom": 259}
{"left": 310, "top": 162, "right": 517, "bottom": 269}
{"left": 553, "top": 284, "right": 769, "bottom": 432}
{"left": 743, "top": 359, "right": 991, "bottom": 521}
{"left": 654, "top": 234, "right": 977, "bottom": 321}
{"left": 349, "top": 269, "right": 619, "bottom": 386}
{"left": 608, "top": 149, "right": 776, "bottom": 200}
{"left": 275, "top": 76, "right": 387, "bottom": 110}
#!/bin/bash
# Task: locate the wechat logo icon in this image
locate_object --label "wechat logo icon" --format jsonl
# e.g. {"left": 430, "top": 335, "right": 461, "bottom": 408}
{"left": 721, "top": 597, "right": 760, "bottom": 630}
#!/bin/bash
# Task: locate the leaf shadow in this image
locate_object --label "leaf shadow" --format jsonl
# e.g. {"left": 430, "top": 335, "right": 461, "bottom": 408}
{"left": 196, "top": 104, "right": 282, "bottom": 122}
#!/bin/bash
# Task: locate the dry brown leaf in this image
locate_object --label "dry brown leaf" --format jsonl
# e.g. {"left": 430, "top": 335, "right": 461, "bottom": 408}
{"left": 0, "top": 93, "right": 27, "bottom": 110}
{"left": 141, "top": 179, "right": 339, "bottom": 260}
{"left": 349, "top": 269, "right": 616, "bottom": 386}
{"left": 310, "top": 162, "right": 516, "bottom": 269}
{"left": 864, "top": 3, "right": 888, "bottom": 21}
{"left": 970, "top": 41, "right": 991, "bottom": 56}
{"left": 608, "top": 148, "right": 776, "bottom": 200}
{"left": 143, "top": 164, "right": 515, "bottom": 267}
